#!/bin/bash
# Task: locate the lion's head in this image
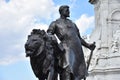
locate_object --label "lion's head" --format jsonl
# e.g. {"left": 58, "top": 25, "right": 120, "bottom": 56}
{"left": 25, "top": 29, "right": 46, "bottom": 57}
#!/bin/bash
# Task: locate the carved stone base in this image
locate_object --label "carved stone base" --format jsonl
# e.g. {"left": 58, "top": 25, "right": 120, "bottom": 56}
{"left": 86, "top": 52, "right": 120, "bottom": 80}
{"left": 87, "top": 68, "right": 120, "bottom": 80}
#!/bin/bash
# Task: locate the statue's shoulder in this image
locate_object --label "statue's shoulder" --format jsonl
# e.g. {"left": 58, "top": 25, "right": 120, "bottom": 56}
{"left": 50, "top": 18, "right": 60, "bottom": 25}
{"left": 49, "top": 20, "right": 57, "bottom": 27}
{"left": 67, "top": 19, "right": 74, "bottom": 23}
{"left": 55, "top": 18, "right": 62, "bottom": 23}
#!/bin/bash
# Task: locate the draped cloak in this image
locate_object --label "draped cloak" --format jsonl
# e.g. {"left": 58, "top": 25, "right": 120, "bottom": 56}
{"left": 47, "top": 18, "right": 88, "bottom": 79}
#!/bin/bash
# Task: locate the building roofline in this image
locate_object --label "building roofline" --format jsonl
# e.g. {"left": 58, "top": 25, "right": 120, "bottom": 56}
{"left": 89, "top": 0, "right": 96, "bottom": 4}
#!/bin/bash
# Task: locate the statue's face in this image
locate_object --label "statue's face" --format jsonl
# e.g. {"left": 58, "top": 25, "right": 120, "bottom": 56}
{"left": 25, "top": 34, "right": 44, "bottom": 57}
{"left": 62, "top": 7, "right": 70, "bottom": 17}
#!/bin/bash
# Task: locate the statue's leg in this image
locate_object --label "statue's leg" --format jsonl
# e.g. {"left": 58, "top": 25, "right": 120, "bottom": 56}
{"left": 59, "top": 67, "right": 71, "bottom": 80}
{"left": 74, "top": 76, "right": 83, "bottom": 80}
{"left": 47, "top": 66, "right": 58, "bottom": 80}
{"left": 60, "top": 71, "right": 71, "bottom": 80}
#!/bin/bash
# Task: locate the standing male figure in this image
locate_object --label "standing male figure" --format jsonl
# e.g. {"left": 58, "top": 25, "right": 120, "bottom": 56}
{"left": 47, "top": 5, "right": 95, "bottom": 80}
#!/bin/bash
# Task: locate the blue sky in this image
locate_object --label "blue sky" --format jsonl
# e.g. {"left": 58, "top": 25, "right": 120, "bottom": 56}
{"left": 0, "top": 0, "right": 94, "bottom": 80}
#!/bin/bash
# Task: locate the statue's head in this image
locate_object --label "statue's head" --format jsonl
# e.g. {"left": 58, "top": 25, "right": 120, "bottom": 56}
{"left": 59, "top": 5, "right": 70, "bottom": 17}
{"left": 25, "top": 29, "right": 46, "bottom": 57}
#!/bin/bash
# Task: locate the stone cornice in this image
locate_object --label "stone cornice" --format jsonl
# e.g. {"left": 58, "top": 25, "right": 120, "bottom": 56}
{"left": 89, "top": 68, "right": 120, "bottom": 73}
{"left": 89, "top": 0, "right": 96, "bottom": 4}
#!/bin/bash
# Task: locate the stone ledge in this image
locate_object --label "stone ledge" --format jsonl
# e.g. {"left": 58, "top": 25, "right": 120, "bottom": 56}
{"left": 89, "top": 68, "right": 120, "bottom": 73}
{"left": 87, "top": 68, "right": 120, "bottom": 80}
{"left": 89, "top": 0, "right": 96, "bottom": 4}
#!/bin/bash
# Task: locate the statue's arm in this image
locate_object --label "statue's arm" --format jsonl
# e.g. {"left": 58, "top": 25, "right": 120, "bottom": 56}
{"left": 81, "top": 36, "right": 96, "bottom": 50}
{"left": 79, "top": 34, "right": 91, "bottom": 49}
{"left": 74, "top": 24, "right": 96, "bottom": 50}
{"left": 47, "top": 21, "right": 56, "bottom": 35}
{"left": 47, "top": 21, "right": 58, "bottom": 44}
{"left": 47, "top": 21, "right": 64, "bottom": 56}
{"left": 74, "top": 24, "right": 91, "bottom": 49}
{"left": 80, "top": 36, "right": 90, "bottom": 48}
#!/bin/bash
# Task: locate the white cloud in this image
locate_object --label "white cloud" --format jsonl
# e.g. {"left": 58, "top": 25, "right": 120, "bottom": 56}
{"left": 0, "top": 0, "right": 58, "bottom": 65}
{"left": 75, "top": 14, "right": 95, "bottom": 35}
{"left": 0, "top": 0, "right": 94, "bottom": 65}
{"left": 0, "top": 0, "right": 57, "bottom": 31}
{"left": 0, "top": 53, "right": 28, "bottom": 65}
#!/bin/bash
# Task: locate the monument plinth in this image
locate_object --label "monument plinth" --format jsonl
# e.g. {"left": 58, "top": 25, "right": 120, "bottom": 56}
{"left": 86, "top": 0, "right": 120, "bottom": 80}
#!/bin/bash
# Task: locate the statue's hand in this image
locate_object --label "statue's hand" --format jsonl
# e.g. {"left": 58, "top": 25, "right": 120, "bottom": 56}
{"left": 47, "top": 34, "right": 58, "bottom": 44}
{"left": 89, "top": 42, "right": 96, "bottom": 51}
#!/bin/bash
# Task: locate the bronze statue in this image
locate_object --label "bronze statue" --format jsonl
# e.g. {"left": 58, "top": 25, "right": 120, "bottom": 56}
{"left": 47, "top": 5, "right": 95, "bottom": 80}
{"left": 25, "top": 5, "right": 95, "bottom": 80}
{"left": 25, "top": 29, "right": 64, "bottom": 80}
